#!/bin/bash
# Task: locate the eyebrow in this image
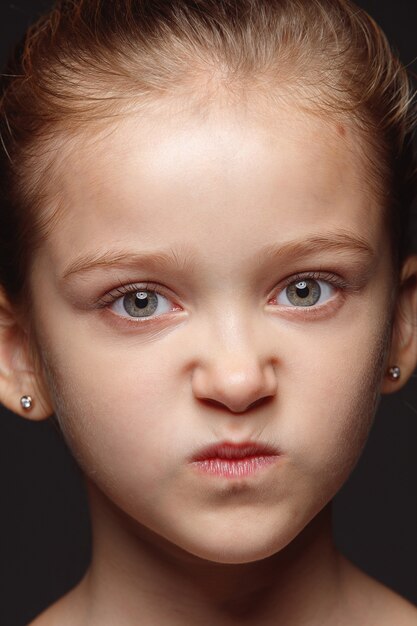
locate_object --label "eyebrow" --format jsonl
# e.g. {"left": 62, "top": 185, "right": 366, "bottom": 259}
{"left": 60, "top": 231, "right": 375, "bottom": 283}
{"left": 61, "top": 246, "right": 198, "bottom": 283}
{"left": 257, "top": 231, "right": 375, "bottom": 266}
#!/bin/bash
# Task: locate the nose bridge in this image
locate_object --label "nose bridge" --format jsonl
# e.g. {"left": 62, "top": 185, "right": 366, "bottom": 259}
{"left": 191, "top": 304, "right": 278, "bottom": 412}
{"left": 210, "top": 307, "right": 265, "bottom": 366}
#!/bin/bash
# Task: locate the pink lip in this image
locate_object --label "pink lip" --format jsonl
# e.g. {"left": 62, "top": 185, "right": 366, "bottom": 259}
{"left": 190, "top": 441, "right": 281, "bottom": 479}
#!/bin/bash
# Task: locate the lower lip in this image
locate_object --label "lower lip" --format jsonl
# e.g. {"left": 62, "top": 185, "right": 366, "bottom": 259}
{"left": 191, "top": 455, "right": 280, "bottom": 478}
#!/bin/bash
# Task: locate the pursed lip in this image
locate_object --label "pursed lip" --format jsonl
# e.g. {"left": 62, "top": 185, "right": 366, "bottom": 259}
{"left": 190, "top": 440, "right": 281, "bottom": 462}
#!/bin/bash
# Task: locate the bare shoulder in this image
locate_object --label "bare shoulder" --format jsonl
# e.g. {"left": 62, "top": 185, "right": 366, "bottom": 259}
{"left": 338, "top": 555, "right": 417, "bottom": 626}
{"left": 27, "top": 580, "right": 88, "bottom": 626}
{"left": 28, "top": 601, "right": 69, "bottom": 626}
{"left": 27, "top": 606, "right": 56, "bottom": 626}
{"left": 27, "top": 598, "right": 75, "bottom": 626}
{"left": 378, "top": 592, "right": 417, "bottom": 626}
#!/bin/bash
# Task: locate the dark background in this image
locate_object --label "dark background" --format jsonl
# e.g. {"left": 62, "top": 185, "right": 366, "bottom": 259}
{"left": 0, "top": 1, "right": 416, "bottom": 625}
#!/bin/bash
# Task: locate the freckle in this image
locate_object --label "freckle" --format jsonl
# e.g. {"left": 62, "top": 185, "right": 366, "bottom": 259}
{"left": 336, "top": 124, "right": 346, "bottom": 138}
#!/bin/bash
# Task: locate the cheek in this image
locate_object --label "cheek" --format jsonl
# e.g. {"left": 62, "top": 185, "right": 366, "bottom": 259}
{"left": 280, "top": 312, "right": 389, "bottom": 495}
{"left": 38, "top": 328, "right": 182, "bottom": 498}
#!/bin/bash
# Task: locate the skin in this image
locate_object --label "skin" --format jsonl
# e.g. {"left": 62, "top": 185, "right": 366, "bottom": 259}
{"left": 1, "top": 95, "right": 417, "bottom": 625}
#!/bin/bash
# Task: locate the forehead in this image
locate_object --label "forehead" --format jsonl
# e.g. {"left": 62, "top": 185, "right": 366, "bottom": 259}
{"left": 38, "top": 98, "right": 384, "bottom": 273}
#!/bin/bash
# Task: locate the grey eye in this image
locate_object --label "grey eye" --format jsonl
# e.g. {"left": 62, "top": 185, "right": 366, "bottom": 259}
{"left": 285, "top": 280, "right": 321, "bottom": 307}
{"left": 122, "top": 291, "right": 159, "bottom": 317}
{"left": 111, "top": 290, "right": 172, "bottom": 319}
{"left": 276, "top": 278, "right": 335, "bottom": 308}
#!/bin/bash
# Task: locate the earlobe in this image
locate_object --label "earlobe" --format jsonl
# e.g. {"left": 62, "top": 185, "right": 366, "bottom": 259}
{"left": 0, "top": 287, "right": 54, "bottom": 420}
{"left": 381, "top": 255, "right": 417, "bottom": 394}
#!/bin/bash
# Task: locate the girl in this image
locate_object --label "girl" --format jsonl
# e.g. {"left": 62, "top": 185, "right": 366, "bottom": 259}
{"left": 1, "top": 0, "right": 416, "bottom": 624}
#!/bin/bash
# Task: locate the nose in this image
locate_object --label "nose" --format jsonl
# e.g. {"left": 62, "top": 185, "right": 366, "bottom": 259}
{"left": 191, "top": 321, "right": 278, "bottom": 414}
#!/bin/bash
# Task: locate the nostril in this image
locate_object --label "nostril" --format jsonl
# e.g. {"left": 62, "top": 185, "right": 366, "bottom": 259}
{"left": 248, "top": 396, "right": 272, "bottom": 411}
{"left": 248, "top": 398, "right": 263, "bottom": 411}
{"left": 200, "top": 396, "right": 272, "bottom": 414}
{"left": 199, "top": 398, "right": 229, "bottom": 411}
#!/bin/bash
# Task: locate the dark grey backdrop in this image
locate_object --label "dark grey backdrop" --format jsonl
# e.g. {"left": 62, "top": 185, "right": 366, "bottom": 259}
{"left": 0, "top": 2, "right": 416, "bottom": 625}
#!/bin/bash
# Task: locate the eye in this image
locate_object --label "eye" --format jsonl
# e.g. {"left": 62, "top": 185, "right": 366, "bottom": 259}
{"left": 276, "top": 278, "right": 335, "bottom": 307}
{"left": 110, "top": 288, "right": 174, "bottom": 319}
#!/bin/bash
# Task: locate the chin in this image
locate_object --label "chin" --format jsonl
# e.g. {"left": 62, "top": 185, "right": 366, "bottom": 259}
{"left": 189, "top": 545, "right": 283, "bottom": 565}
{"left": 170, "top": 521, "right": 299, "bottom": 565}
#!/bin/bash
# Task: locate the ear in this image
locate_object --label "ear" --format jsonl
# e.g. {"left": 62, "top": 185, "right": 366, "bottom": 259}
{"left": 381, "top": 254, "right": 417, "bottom": 394}
{"left": 0, "top": 287, "right": 54, "bottom": 420}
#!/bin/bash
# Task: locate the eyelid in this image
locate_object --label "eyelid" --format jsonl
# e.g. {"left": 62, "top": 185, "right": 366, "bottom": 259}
{"left": 97, "top": 281, "right": 171, "bottom": 306}
{"left": 279, "top": 271, "right": 351, "bottom": 291}
{"left": 96, "top": 281, "right": 182, "bottom": 322}
{"left": 268, "top": 270, "right": 352, "bottom": 310}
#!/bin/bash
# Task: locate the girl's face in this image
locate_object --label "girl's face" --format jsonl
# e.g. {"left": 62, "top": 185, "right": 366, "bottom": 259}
{"left": 29, "top": 98, "right": 393, "bottom": 563}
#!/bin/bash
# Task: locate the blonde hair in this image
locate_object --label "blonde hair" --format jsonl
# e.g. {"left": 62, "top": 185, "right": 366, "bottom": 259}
{"left": 0, "top": 0, "right": 416, "bottom": 308}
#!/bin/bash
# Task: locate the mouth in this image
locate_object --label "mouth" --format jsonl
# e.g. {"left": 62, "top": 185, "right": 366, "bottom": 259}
{"left": 189, "top": 441, "right": 281, "bottom": 479}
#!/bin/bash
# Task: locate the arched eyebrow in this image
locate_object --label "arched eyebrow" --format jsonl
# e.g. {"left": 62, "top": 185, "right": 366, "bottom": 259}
{"left": 60, "top": 230, "right": 376, "bottom": 284}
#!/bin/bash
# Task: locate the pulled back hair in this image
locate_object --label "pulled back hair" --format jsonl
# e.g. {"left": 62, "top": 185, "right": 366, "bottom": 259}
{"left": 0, "top": 0, "right": 416, "bottom": 310}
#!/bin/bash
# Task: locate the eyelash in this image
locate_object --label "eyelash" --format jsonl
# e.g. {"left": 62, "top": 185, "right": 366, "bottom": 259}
{"left": 97, "top": 281, "right": 163, "bottom": 306}
{"left": 96, "top": 271, "right": 351, "bottom": 322}
{"left": 268, "top": 271, "right": 350, "bottom": 314}
{"left": 279, "top": 271, "right": 350, "bottom": 293}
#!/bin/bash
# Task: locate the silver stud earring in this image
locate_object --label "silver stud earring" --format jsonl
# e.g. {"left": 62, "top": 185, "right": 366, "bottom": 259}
{"left": 388, "top": 366, "right": 401, "bottom": 381}
{"left": 20, "top": 395, "right": 33, "bottom": 410}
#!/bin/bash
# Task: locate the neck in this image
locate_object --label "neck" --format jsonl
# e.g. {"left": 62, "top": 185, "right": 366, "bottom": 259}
{"left": 74, "top": 479, "right": 344, "bottom": 625}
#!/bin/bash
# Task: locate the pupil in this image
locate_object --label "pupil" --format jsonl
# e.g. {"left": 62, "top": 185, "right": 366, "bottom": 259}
{"left": 135, "top": 292, "right": 149, "bottom": 308}
{"left": 295, "top": 281, "right": 309, "bottom": 298}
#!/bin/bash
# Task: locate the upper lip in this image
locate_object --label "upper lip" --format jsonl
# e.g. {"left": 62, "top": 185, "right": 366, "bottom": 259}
{"left": 190, "top": 441, "right": 280, "bottom": 462}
